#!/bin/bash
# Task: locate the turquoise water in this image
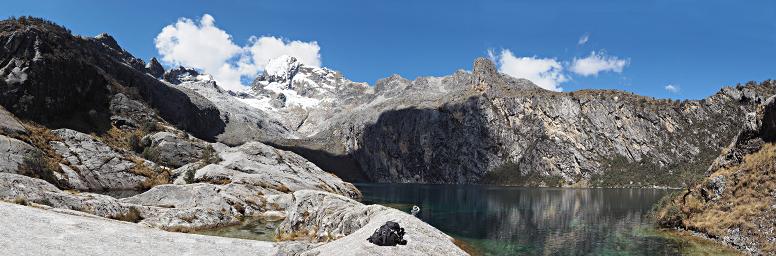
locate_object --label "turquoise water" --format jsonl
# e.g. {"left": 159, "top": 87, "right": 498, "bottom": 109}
{"left": 355, "top": 183, "right": 693, "bottom": 256}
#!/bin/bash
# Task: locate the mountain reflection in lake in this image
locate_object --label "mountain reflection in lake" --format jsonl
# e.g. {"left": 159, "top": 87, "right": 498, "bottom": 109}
{"left": 356, "top": 183, "right": 688, "bottom": 256}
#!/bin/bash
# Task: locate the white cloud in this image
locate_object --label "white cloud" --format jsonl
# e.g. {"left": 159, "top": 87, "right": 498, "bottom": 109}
{"left": 492, "top": 49, "right": 567, "bottom": 91}
{"left": 569, "top": 51, "right": 629, "bottom": 76}
{"left": 578, "top": 33, "right": 590, "bottom": 45}
{"left": 664, "top": 84, "right": 680, "bottom": 93}
{"left": 155, "top": 14, "right": 322, "bottom": 91}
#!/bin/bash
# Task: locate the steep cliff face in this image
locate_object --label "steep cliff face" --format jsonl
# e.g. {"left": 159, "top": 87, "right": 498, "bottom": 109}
{"left": 298, "top": 59, "right": 775, "bottom": 186}
{"left": 656, "top": 96, "right": 776, "bottom": 255}
{"left": 0, "top": 17, "right": 224, "bottom": 140}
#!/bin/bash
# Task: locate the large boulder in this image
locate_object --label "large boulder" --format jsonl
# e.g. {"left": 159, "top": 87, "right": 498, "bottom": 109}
{"left": 0, "top": 173, "right": 132, "bottom": 219}
{"left": 141, "top": 131, "right": 204, "bottom": 168}
{"left": 277, "top": 190, "right": 467, "bottom": 256}
{"left": 109, "top": 93, "right": 158, "bottom": 130}
{"left": 49, "top": 128, "right": 154, "bottom": 191}
{"left": 0, "top": 105, "right": 26, "bottom": 136}
{"left": 0, "top": 135, "right": 39, "bottom": 173}
{"left": 211, "top": 141, "right": 361, "bottom": 198}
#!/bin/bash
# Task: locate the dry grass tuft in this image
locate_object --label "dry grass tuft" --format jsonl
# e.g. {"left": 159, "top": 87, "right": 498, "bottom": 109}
{"left": 130, "top": 158, "right": 171, "bottom": 189}
{"left": 111, "top": 206, "right": 143, "bottom": 223}
{"left": 658, "top": 143, "right": 776, "bottom": 254}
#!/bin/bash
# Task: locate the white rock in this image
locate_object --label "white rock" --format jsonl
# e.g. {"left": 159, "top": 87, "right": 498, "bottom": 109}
{"left": 0, "top": 202, "right": 277, "bottom": 256}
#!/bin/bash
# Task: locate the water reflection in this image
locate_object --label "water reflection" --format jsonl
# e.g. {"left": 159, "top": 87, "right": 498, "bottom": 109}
{"left": 357, "top": 184, "right": 683, "bottom": 255}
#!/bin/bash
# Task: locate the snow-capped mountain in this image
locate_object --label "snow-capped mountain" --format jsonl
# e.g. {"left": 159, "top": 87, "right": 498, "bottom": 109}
{"left": 244, "top": 55, "right": 371, "bottom": 110}
{"left": 236, "top": 55, "right": 373, "bottom": 136}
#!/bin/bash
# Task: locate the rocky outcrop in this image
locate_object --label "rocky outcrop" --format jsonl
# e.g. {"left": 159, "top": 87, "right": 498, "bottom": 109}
{"left": 656, "top": 95, "right": 776, "bottom": 255}
{"left": 163, "top": 66, "right": 201, "bottom": 85}
{"left": 0, "top": 135, "right": 39, "bottom": 173}
{"left": 109, "top": 93, "right": 158, "bottom": 130}
{"left": 0, "top": 149, "right": 461, "bottom": 255}
{"left": 277, "top": 190, "right": 467, "bottom": 255}
{"left": 49, "top": 128, "right": 154, "bottom": 191}
{"left": 0, "top": 117, "right": 364, "bottom": 233}
{"left": 0, "top": 105, "right": 26, "bottom": 136}
{"left": 0, "top": 17, "right": 225, "bottom": 140}
{"left": 141, "top": 131, "right": 204, "bottom": 168}
{"left": 145, "top": 57, "right": 164, "bottom": 78}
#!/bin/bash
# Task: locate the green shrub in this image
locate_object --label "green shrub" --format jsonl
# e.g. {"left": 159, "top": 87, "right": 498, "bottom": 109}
{"left": 184, "top": 168, "right": 196, "bottom": 184}
{"left": 201, "top": 145, "right": 221, "bottom": 164}
{"left": 18, "top": 151, "right": 61, "bottom": 187}
{"left": 142, "top": 147, "right": 160, "bottom": 163}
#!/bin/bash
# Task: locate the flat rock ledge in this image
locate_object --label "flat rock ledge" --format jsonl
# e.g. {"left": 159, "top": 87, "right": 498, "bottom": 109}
{"left": 278, "top": 190, "right": 468, "bottom": 256}
{"left": 0, "top": 202, "right": 278, "bottom": 256}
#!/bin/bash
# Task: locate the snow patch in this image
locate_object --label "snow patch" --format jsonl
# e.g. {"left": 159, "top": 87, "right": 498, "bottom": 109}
{"left": 264, "top": 55, "right": 300, "bottom": 80}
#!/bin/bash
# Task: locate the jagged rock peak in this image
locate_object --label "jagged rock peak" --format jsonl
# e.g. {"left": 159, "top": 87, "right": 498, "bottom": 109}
{"left": 145, "top": 57, "right": 164, "bottom": 78}
{"left": 163, "top": 66, "right": 202, "bottom": 84}
{"left": 471, "top": 57, "right": 500, "bottom": 92}
{"left": 94, "top": 33, "right": 121, "bottom": 51}
{"left": 262, "top": 55, "right": 301, "bottom": 87}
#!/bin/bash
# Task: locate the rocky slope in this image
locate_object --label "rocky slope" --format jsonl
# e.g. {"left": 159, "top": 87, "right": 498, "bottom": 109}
{"left": 0, "top": 18, "right": 224, "bottom": 140}
{"left": 656, "top": 95, "right": 776, "bottom": 255}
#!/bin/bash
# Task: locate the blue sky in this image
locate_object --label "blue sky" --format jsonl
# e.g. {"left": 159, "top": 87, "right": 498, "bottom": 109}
{"left": 3, "top": 0, "right": 775, "bottom": 98}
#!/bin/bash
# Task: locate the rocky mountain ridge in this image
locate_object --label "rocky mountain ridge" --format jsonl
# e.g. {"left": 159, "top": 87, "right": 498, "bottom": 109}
{"left": 249, "top": 57, "right": 776, "bottom": 187}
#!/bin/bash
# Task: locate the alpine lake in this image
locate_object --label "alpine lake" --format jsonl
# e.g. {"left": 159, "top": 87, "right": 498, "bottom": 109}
{"left": 196, "top": 183, "right": 741, "bottom": 255}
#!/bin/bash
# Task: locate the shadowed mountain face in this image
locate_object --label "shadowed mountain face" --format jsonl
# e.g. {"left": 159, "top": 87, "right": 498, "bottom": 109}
{"left": 302, "top": 59, "right": 776, "bottom": 186}
{"left": 0, "top": 18, "right": 224, "bottom": 140}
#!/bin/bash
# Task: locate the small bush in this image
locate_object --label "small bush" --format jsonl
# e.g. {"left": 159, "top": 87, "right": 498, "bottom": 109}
{"left": 184, "top": 168, "right": 196, "bottom": 184}
{"left": 13, "top": 196, "right": 28, "bottom": 206}
{"left": 652, "top": 192, "right": 685, "bottom": 228}
{"left": 142, "top": 147, "right": 160, "bottom": 163}
{"left": 201, "top": 145, "right": 221, "bottom": 164}
{"left": 113, "top": 206, "right": 143, "bottom": 223}
{"left": 141, "top": 121, "right": 160, "bottom": 133}
{"left": 128, "top": 132, "right": 143, "bottom": 153}
{"left": 130, "top": 158, "right": 171, "bottom": 189}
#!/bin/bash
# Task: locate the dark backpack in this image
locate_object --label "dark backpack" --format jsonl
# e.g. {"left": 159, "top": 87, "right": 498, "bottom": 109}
{"left": 367, "top": 221, "right": 407, "bottom": 246}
